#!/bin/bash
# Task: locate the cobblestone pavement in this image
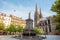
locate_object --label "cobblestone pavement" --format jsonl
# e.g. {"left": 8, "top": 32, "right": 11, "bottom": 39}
{"left": 0, "top": 35, "right": 43, "bottom": 40}
{"left": 0, "top": 35, "right": 41, "bottom": 40}
{"left": 0, "top": 35, "right": 60, "bottom": 40}
{"left": 0, "top": 35, "right": 19, "bottom": 40}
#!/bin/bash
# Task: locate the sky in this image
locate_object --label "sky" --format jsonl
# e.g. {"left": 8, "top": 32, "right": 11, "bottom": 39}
{"left": 0, "top": 0, "right": 56, "bottom": 20}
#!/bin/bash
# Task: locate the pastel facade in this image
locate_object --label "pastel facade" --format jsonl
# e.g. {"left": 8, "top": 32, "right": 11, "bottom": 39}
{"left": 0, "top": 12, "right": 26, "bottom": 28}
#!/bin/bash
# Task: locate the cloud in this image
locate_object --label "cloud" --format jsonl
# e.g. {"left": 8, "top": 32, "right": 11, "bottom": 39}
{"left": 0, "top": 0, "right": 55, "bottom": 20}
{"left": 0, "top": 1, "right": 35, "bottom": 19}
{"left": 42, "top": 10, "right": 56, "bottom": 17}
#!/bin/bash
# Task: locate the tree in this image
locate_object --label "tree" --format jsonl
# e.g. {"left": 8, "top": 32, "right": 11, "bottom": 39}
{"left": 0, "top": 22, "right": 4, "bottom": 30}
{"left": 33, "top": 27, "right": 44, "bottom": 34}
{"left": 51, "top": 0, "right": 60, "bottom": 14}
{"left": 4, "top": 26, "right": 9, "bottom": 31}
{"left": 51, "top": 0, "right": 60, "bottom": 32}
{"left": 56, "top": 24, "right": 60, "bottom": 32}
{"left": 8, "top": 23, "right": 16, "bottom": 32}
{"left": 16, "top": 25, "right": 23, "bottom": 32}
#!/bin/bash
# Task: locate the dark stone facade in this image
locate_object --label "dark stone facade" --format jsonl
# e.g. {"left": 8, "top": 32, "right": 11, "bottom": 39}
{"left": 34, "top": 4, "right": 56, "bottom": 35}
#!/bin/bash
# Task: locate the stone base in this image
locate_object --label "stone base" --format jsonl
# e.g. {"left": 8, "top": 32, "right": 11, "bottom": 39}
{"left": 22, "top": 29, "right": 36, "bottom": 36}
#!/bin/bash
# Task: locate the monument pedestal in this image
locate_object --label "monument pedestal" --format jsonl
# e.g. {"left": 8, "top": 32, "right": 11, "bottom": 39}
{"left": 22, "top": 13, "right": 36, "bottom": 36}
{"left": 22, "top": 29, "right": 36, "bottom": 36}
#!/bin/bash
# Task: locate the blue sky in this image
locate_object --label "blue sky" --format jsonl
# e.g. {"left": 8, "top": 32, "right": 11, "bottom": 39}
{"left": 0, "top": 0, "right": 56, "bottom": 20}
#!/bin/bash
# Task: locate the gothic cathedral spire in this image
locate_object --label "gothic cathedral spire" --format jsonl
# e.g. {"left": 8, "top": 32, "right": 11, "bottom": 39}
{"left": 34, "top": 4, "right": 39, "bottom": 27}
{"left": 39, "top": 8, "right": 43, "bottom": 18}
{"left": 35, "top": 4, "right": 39, "bottom": 19}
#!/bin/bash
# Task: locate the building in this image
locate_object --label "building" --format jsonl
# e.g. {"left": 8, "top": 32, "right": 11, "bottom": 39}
{"left": 34, "top": 4, "right": 56, "bottom": 34}
{"left": 0, "top": 12, "right": 26, "bottom": 28}
{"left": 3, "top": 16, "right": 11, "bottom": 28}
{"left": 9, "top": 14, "right": 26, "bottom": 28}
{"left": 0, "top": 12, "right": 6, "bottom": 23}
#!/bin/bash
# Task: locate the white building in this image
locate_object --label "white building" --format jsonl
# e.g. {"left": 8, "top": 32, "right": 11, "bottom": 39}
{"left": 3, "top": 16, "right": 11, "bottom": 28}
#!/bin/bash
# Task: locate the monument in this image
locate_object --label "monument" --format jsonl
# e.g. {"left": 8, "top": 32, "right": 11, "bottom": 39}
{"left": 22, "top": 12, "right": 36, "bottom": 36}
{"left": 14, "top": 12, "right": 46, "bottom": 40}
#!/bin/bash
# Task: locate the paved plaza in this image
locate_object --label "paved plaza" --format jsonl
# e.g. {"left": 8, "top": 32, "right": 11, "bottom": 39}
{"left": 0, "top": 35, "right": 19, "bottom": 40}
{"left": 0, "top": 35, "right": 60, "bottom": 40}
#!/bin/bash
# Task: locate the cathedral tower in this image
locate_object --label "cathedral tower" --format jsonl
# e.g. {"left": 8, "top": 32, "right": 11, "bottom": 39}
{"left": 34, "top": 4, "right": 39, "bottom": 27}
{"left": 39, "top": 8, "right": 43, "bottom": 18}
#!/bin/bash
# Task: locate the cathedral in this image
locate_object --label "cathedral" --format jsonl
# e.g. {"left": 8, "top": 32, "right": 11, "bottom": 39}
{"left": 34, "top": 4, "right": 56, "bottom": 35}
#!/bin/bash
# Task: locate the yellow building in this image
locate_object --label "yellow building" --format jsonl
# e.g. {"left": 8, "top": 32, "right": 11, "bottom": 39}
{"left": 9, "top": 14, "right": 26, "bottom": 28}
{"left": 0, "top": 12, "right": 26, "bottom": 28}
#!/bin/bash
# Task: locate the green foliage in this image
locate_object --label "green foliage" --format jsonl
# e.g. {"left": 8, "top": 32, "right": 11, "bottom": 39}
{"left": 4, "top": 27, "right": 9, "bottom": 31}
{"left": 33, "top": 27, "right": 44, "bottom": 34}
{"left": 51, "top": 0, "right": 60, "bottom": 14}
{"left": 3, "top": 23, "right": 23, "bottom": 33}
{"left": 0, "top": 22, "right": 23, "bottom": 33}
{"left": 51, "top": 0, "right": 60, "bottom": 32}
{"left": 56, "top": 24, "right": 60, "bottom": 32}
{"left": 8, "top": 23, "right": 16, "bottom": 32}
{"left": 16, "top": 25, "right": 23, "bottom": 32}
{"left": 0, "top": 22, "right": 4, "bottom": 30}
{"left": 55, "top": 15, "right": 60, "bottom": 23}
